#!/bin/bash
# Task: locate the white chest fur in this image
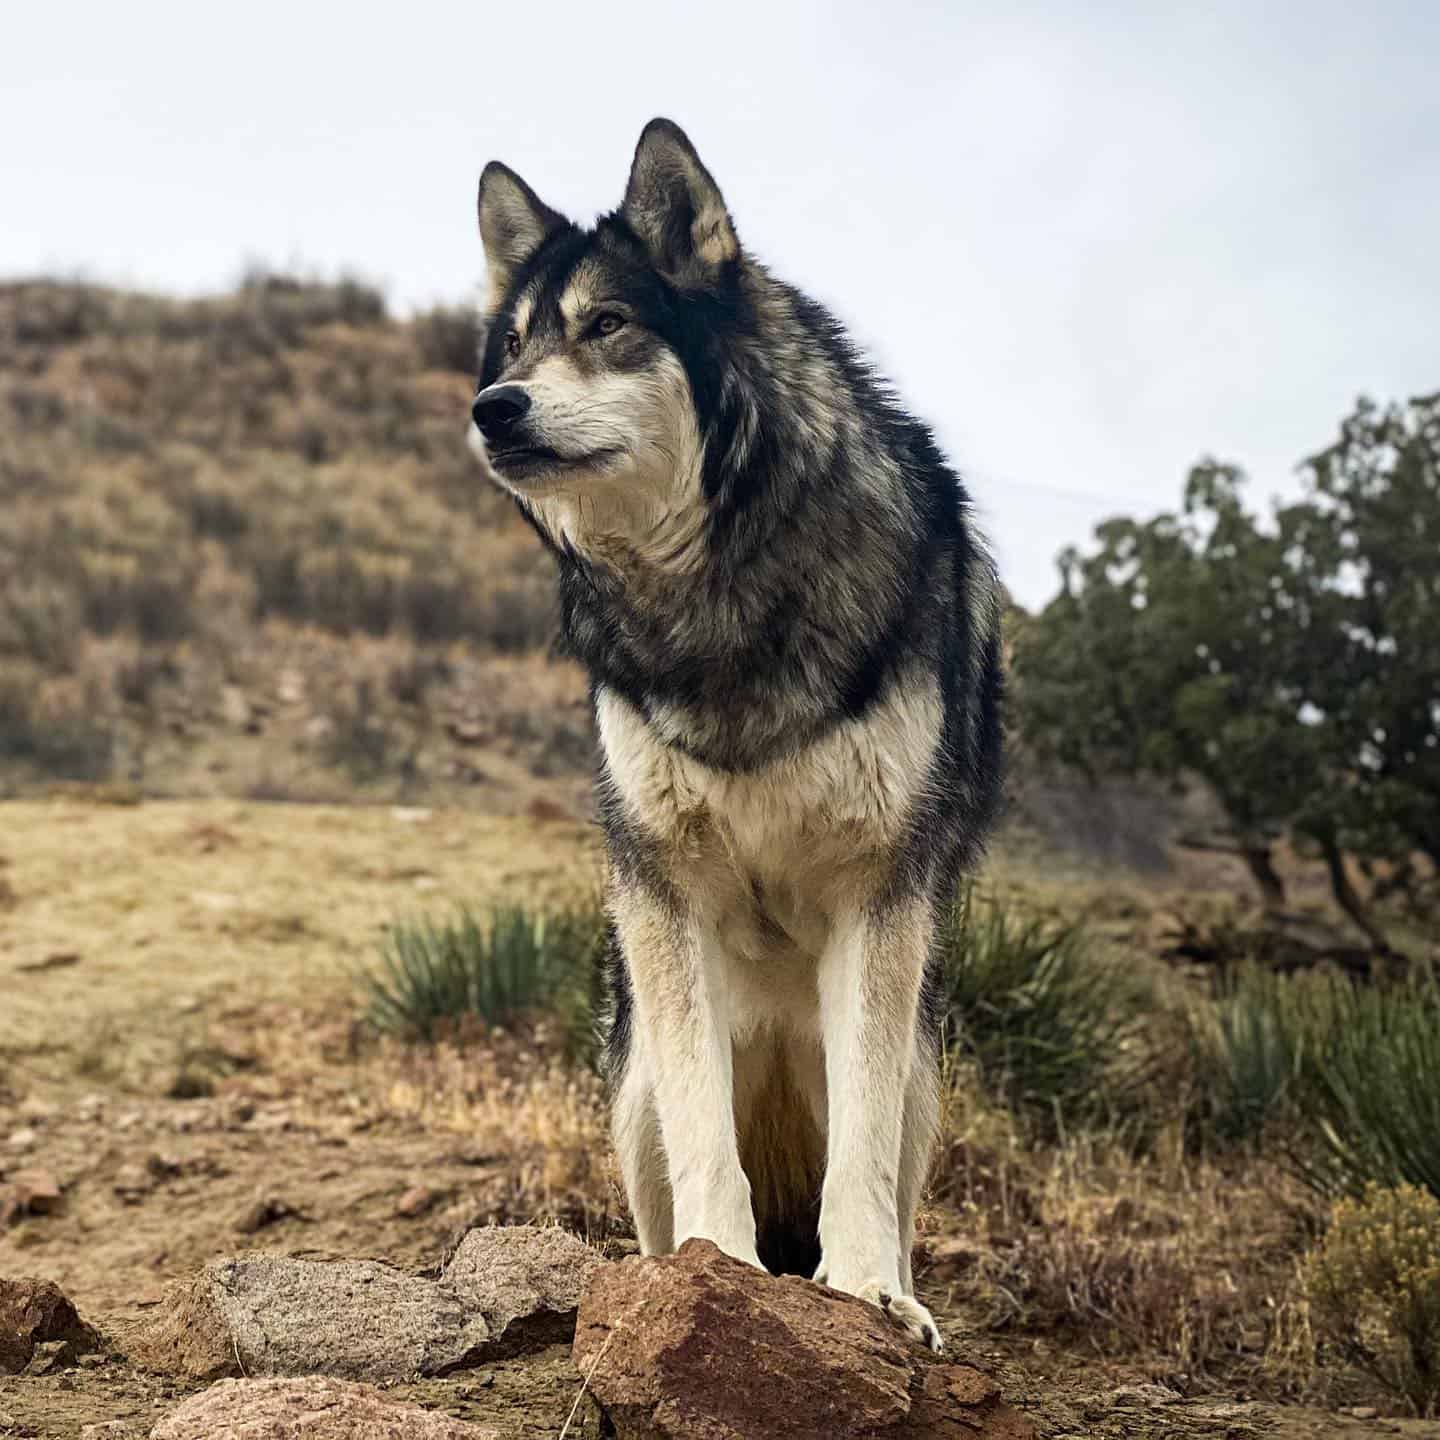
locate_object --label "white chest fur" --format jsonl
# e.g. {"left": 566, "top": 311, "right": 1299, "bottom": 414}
{"left": 596, "top": 678, "right": 941, "bottom": 953}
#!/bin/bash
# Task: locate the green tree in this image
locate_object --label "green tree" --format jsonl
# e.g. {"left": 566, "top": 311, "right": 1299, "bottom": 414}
{"left": 1014, "top": 394, "right": 1439, "bottom": 951}
{"left": 1289, "top": 395, "right": 1440, "bottom": 883}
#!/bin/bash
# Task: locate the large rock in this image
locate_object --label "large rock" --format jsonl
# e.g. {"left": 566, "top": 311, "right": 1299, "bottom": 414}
{"left": 149, "top": 1377, "right": 498, "bottom": 1439}
{"left": 133, "top": 1225, "right": 601, "bottom": 1380}
{"left": 442, "top": 1223, "right": 602, "bottom": 1356}
{"left": 572, "top": 1239, "right": 1035, "bottom": 1440}
{"left": 131, "top": 1255, "right": 493, "bottom": 1381}
{"left": 0, "top": 1275, "right": 102, "bottom": 1374}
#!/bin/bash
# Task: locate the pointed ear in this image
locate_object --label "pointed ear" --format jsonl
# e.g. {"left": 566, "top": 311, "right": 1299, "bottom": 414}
{"left": 477, "top": 161, "right": 566, "bottom": 310}
{"left": 622, "top": 118, "right": 738, "bottom": 283}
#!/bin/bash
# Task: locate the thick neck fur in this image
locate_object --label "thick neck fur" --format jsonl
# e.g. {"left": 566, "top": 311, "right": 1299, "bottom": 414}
{"left": 547, "top": 259, "right": 967, "bottom": 774}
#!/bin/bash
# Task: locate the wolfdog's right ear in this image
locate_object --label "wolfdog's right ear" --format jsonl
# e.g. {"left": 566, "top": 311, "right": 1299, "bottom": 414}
{"left": 477, "top": 162, "right": 566, "bottom": 311}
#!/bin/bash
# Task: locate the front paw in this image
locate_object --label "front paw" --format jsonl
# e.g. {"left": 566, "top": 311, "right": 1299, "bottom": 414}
{"left": 848, "top": 1278, "right": 943, "bottom": 1353}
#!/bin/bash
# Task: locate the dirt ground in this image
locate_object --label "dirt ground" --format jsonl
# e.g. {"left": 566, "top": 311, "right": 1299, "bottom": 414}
{"left": 1, "top": 797, "right": 1436, "bottom": 1438}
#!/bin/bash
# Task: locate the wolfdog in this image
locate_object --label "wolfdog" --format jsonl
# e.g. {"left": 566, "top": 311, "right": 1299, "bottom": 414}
{"left": 468, "top": 119, "right": 1003, "bottom": 1350}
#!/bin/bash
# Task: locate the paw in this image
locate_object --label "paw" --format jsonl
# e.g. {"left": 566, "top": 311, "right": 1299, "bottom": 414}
{"left": 856, "top": 1280, "right": 944, "bottom": 1353}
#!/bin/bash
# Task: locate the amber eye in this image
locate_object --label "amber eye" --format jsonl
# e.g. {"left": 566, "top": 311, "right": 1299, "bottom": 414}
{"left": 594, "top": 312, "right": 626, "bottom": 337}
{"left": 504, "top": 330, "right": 521, "bottom": 358}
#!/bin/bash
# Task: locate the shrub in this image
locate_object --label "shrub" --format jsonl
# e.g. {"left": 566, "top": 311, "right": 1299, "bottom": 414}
{"left": 931, "top": 885, "right": 1152, "bottom": 1136}
{"left": 1196, "top": 969, "right": 1440, "bottom": 1197}
{"left": 361, "top": 903, "right": 606, "bottom": 1055}
{"left": 1305, "top": 1183, "right": 1440, "bottom": 1416}
{"left": 0, "top": 664, "right": 114, "bottom": 780}
{"left": 1189, "top": 967, "right": 1320, "bottom": 1147}
{"left": 414, "top": 305, "right": 478, "bottom": 374}
{"left": 1300, "top": 979, "right": 1440, "bottom": 1200}
{"left": 318, "top": 679, "right": 396, "bottom": 781}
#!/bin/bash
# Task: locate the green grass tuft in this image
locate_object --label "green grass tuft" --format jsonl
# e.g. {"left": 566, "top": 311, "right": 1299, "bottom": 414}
{"left": 361, "top": 902, "right": 607, "bottom": 1057}
{"left": 1196, "top": 966, "right": 1440, "bottom": 1198}
{"left": 932, "top": 883, "right": 1152, "bottom": 1136}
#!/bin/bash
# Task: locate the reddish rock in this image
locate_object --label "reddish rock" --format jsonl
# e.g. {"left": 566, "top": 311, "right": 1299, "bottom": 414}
{"left": 233, "top": 1193, "right": 296, "bottom": 1234}
{"left": 4, "top": 1168, "right": 64, "bottom": 1218}
{"left": 395, "top": 1185, "right": 437, "bottom": 1218}
{"left": 572, "top": 1239, "right": 1035, "bottom": 1440}
{"left": 149, "top": 1377, "right": 499, "bottom": 1439}
{"left": 0, "top": 1276, "right": 102, "bottom": 1374}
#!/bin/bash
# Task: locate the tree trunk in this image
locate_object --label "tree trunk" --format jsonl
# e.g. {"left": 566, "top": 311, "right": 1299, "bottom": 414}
{"left": 1240, "top": 844, "right": 1287, "bottom": 913}
{"left": 1316, "top": 830, "right": 1404, "bottom": 975}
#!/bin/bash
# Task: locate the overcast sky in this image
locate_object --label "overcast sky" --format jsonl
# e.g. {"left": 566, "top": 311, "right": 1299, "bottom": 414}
{"left": 5, "top": 1, "right": 1436, "bottom": 607}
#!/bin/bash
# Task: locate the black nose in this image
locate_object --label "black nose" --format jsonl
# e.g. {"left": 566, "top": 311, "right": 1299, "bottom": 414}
{"left": 471, "top": 385, "right": 531, "bottom": 442}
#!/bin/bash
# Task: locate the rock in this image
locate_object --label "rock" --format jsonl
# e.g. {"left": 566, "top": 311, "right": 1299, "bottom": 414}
{"left": 275, "top": 669, "right": 306, "bottom": 705}
{"left": 1109, "top": 1382, "right": 1183, "bottom": 1408}
{"left": 113, "top": 1163, "right": 156, "bottom": 1204}
{"left": 7, "top": 1127, "right": 39, "bottom": 1151}
{"left": 395, "top": 1185, "right": 437, "bottom": 1218}
{"left": 131, "top": 1255, "right": 492, "bottom": 1381}
{"left": 4, "top": 1168, "right": 64, "bottom": 1217}
{"left": 442, "top": 1224, "right": 603, "bottom": 1356}
{"left": 234, "top": 1193, "right": 297, "bottom": 1233}
{"left": 26, "top": 1338, "right": 76, "bottom": 1374}
{"left": 0, "top": 1276, "right": 102, "bottom": 1374}
{"left": 923, "top": 1237, "right": 980, "bottom": 1279}
{"left": 149, "top": 1377, "right": 498, "bottom": 1439}
{"left": 82, "top": 1424, "right": 137, "bottom": 1438}
{"left": 572, "top": 1239, "right": 1035, "bottom": 1440}
{"left": 133, "top": 1227, "right": 603, "bottom": 1380}
{"left": 446, "top": 714, "right": 485, "bottom": 744}
{"left": 219, "top": 685, "right": 252, "bottom": 729}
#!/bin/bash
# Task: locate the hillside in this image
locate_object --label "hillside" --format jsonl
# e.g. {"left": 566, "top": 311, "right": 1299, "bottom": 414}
{"left": 0, "top": 277, "right": 590, "bottom": 813}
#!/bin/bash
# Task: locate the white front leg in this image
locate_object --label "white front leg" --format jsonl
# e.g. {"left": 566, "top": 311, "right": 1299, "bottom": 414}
{"left": 613, "top": 883, "right": 760, "bottom": 1267}
{"left": 816, "top": 899, "right": 942, "bottom": 1350}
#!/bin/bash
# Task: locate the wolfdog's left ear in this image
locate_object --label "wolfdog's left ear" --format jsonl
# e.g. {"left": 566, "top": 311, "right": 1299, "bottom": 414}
{"left": 623, "top": 119, "right": 738, "bottom": 283}
{"left": 477, "top": 161, "right": 566, "bottom": 311}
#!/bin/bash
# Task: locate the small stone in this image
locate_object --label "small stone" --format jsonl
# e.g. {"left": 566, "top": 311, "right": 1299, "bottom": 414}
{"left": 8, "top": 1168, "right": 64, "bottom": 1216}
{"left": 447, "top": 715, "right": 485, "bottom": 744}
{"left": 219, "top": 686, "right": 252, "bottom": 729}
{"left": 0, "top": 1276, "right": 102, "bottom": 1374}
{"left": 234, "top": 1194, "right": 295, "bottom": 1234}
{"left": 114, "top": 1163, "right": 156, "bottom": 1204}
{"left": 275, "top": 669, "right": 306, "bottom": 705}
{"left": 1110, "top": 1382, "right": 1183, "bottom": 1408}
{"left": 8, "top": 1127, "right": 39, "bottom": 1151}
{"left": 396, "top": 1186, "right": 437, "bottom": 1218}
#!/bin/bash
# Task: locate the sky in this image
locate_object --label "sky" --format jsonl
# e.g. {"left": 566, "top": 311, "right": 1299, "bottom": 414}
{"left": 4, "top": 1, "right": 1437, "bottom": 608}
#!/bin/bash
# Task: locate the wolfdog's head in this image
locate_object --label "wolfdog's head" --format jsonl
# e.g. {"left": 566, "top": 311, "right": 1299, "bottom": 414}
{"left": 469, "top": 120, "right": 743, "bottom": 557}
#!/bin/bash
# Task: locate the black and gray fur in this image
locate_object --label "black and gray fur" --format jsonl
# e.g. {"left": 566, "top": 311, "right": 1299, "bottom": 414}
{"left": 469, "top": 119, "right": 1002, "bottom": 1351}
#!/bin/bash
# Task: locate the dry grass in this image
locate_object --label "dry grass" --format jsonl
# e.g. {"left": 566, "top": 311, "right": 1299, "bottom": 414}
{"left": 0, "top": 277, "right": 582, "bottom": 800}
{"left": 0, "top": 796, "right": 602, "bottom": 1091}
{"left": 928, "top": 1071, "right": 1323, "bottom": 1389}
